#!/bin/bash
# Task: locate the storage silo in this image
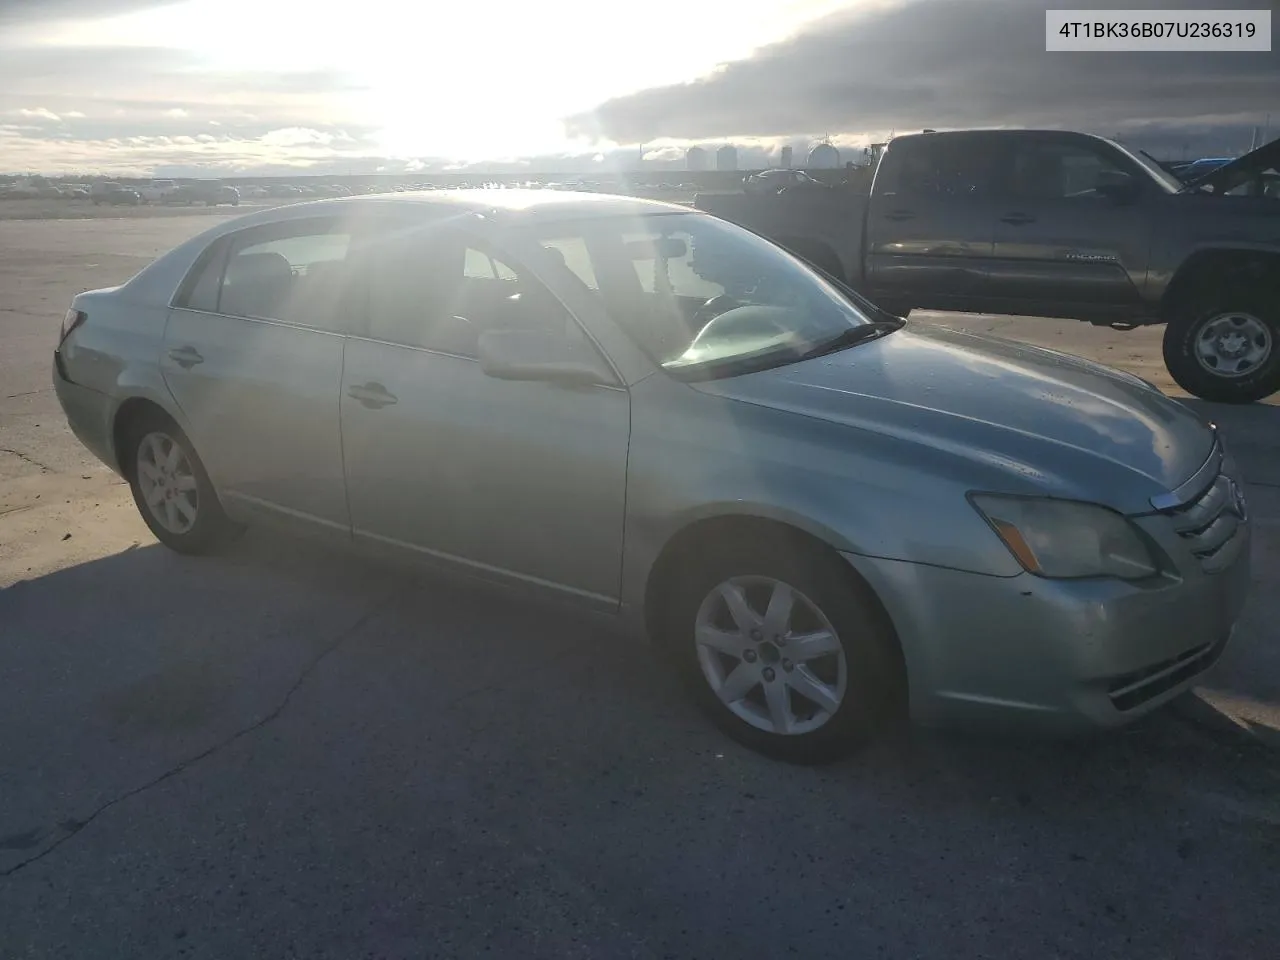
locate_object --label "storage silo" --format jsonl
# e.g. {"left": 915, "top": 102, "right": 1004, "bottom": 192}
{"left": 807, "top": 142, "right": 840, "bottom": 169}
{"left": 686, "top": 146, "right": 708, "bottom": 171}
{"left": 716, "top": 145, "right": 738, "bottom": 171}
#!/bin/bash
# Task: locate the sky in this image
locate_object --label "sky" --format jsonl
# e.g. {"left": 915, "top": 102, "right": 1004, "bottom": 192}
{"left": 0, "top": 0, "right": 1276, "bottom": 176}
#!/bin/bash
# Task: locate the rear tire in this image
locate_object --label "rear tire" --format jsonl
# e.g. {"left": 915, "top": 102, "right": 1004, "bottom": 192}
{"left": 1163, "top": 287, "right": 1280, "bottom": 403}
{"left": 657, "top": 533, "right": 903, "bottom": 763}
{"left": 124, "top": 411, "right": 241, "bottom": 555}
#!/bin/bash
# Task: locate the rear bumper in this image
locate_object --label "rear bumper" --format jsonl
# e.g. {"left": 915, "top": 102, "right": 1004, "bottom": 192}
{"left": 52, "top": 353, "right": 119, "bottom": 473}
{"left": 842, "top": 527, "right": 1251, "bottom": 734}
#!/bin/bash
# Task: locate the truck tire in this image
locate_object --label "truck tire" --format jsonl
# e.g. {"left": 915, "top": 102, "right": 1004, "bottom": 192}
{"left": 1163, "top": 288, "right": 1280, "bottom": 403}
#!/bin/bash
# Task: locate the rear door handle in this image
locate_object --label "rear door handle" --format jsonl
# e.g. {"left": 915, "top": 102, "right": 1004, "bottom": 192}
{"left": 884, "top": 209, "right": 916, "bottom": 221}
{"left": 1000, "top": 212, "right": 1036, "bottom": 225}
{"left": 167, "top": 346, "right": 204, "bottom": 369}
{"left": 347, "top": 382, "right": 398, "bottom": 410}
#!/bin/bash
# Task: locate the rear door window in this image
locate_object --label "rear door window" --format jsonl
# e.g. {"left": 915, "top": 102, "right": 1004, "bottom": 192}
{"left": 890, "top": 136, "right": 1003, "bottom": 198}
{"left": 217, "top": 220, "right": 359, "bottom": 332}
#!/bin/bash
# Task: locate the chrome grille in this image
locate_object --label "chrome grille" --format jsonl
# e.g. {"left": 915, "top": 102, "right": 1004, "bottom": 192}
{"left": 1160, "top": 471, "right": 1247, "bottom": 573}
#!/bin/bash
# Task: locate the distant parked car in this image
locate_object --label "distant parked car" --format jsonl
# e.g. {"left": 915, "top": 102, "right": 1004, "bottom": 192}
{"left": 170, "top": 182, "right": 239, "bottom": 206}
{"left": 89, "top": 181, "right": 125, "bottom": 204}
{"left": 139, "top": 179, "right": 179, "bottom": 203}
{"left": 743, "top": 169, "right": 827, "bottom": 195}
{"left": 1172, "top": 157, "right": 1234, "bottom": 183}
{"left": 96, "top": 186, "right": 142, "bottom": 206}
{"left": 53, "top": 190, "right": 1251, "bottom": 762}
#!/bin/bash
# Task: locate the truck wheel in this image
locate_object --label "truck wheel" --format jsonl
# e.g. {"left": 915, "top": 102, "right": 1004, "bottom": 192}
{"left": 1163, "top": 290, "right": 1280, "bottom": 403}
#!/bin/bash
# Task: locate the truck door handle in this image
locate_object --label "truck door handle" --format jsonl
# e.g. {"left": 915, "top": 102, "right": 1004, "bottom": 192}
{"left": 347, "top": 382, "right": 398, "bottom": 409}
{"left": 167, "top": 346, "right": 204, "bottom": 369}
{"left": 1001, "top": 212, "right": 1036, "bottom": 225}
{"left": 884, "top": 210, "right": 916, "bottom": 221}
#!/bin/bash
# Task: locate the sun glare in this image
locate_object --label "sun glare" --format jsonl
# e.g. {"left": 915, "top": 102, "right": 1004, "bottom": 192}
{"left": 36, "top": 0, "right": 861, "bottom": 159}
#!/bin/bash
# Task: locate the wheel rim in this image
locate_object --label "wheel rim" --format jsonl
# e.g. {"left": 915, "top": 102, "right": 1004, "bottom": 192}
{"left": 1193, "top": 312, "right": 1273, "bottom": 379}
{"left": 135, "top": 431, "right": 199, "bottom": 535}
{"left": 694, "top": 576, "right": 847, "bottom": 736}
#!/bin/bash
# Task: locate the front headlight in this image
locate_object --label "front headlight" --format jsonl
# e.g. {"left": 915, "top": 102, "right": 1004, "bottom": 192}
{"left": 970, "top": 495, "right": 1158, "bottom": 580}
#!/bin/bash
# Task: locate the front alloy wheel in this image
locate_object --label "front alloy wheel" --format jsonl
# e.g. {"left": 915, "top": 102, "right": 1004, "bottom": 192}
{"left": 664, "top": 535, "right": 902, "bottom": 763}
{"left": 695, "top": 577, "right": 847, "bottom": 736}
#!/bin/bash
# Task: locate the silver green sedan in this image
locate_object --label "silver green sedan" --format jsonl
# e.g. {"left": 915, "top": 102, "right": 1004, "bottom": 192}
{"left": 53, "top": 191, "right": 1251, "bottom": 761}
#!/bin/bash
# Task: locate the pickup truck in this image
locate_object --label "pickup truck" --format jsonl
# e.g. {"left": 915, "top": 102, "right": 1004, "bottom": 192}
{"left": 696, "top": 129, "right": 1280, "bottom": 403}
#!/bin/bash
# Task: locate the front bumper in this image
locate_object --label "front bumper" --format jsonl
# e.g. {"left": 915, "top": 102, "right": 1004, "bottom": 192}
{"left": 841, "top": 521, "right": 1252, "bottom": 733}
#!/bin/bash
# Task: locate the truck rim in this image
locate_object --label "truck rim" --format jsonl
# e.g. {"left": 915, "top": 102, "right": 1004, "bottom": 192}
{"left": 1194, "top": 312, "right": 1272, "bottom": 379}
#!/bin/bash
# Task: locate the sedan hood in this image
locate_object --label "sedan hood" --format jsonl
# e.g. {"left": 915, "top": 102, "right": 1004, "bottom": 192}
{"left": 695, "top": 323, "right": 1214, "bottom": 514}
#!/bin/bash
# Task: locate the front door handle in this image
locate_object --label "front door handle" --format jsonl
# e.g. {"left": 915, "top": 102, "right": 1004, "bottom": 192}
{"left": 884, "top": 209, "right": 916, "bottom": 221}
{"left": 167, "top": 346, "right": 204, "bottom": 369}
{"left": 1000, "top": 212, "right": 1036, "bottom": 225}
{"left": 347, "top": 382, "right": 398, "bottom": 410}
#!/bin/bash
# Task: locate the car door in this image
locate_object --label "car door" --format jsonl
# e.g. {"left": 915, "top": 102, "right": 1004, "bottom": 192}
{"left": 864, "top": 133, "right": 1003, "bottom": 309}
{"left": 987, "top": 135, "right": 1152, "bottom": 315}
{"left": 161, "top": 217, "right": 362, "bottom": 531}
{"left": 339, "top": 221, "right": 630, "bottom": 608}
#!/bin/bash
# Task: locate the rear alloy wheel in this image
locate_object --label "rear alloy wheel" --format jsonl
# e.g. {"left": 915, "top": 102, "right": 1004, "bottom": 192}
{"left": 126, "top": 415, "right": 240, "bottom": 554}
{"left": 1163, "top": 292, "right": 1280, "bottom": 403}
{"left": 663, "top": 538, "right": 902, "bottom": 763}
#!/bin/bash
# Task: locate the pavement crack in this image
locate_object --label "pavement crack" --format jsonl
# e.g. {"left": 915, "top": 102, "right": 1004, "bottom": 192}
{"left": 0, "top": 447, "right": 53, "bottom": 473}
{"left": 0, "top": 587, "right": 400, "bottom": 879}
{"left": 3, "top": 389, "right": 50, "bottom": 399}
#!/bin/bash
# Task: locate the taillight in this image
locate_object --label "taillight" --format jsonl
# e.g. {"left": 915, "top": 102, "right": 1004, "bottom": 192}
{"left": 59, "top": 308, "right": 86, "bottom": 345}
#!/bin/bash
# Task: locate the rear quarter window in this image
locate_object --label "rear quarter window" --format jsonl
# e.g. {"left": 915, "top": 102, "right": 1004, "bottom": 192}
{"left": 172, "top": 237, "right": 230, "bottom": 312}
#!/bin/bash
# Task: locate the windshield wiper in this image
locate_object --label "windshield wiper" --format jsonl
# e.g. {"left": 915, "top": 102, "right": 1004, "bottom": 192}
{"left": 799, "top": 320, "right": 904, "bottom": 360}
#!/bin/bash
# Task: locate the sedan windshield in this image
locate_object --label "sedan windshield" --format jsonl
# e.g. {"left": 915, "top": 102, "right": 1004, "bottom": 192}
{"left": 527, "top": 212, "right": 885, "bottom": 380}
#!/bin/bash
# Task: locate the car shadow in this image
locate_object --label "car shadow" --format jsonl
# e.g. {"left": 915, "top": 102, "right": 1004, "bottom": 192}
{"left": 2, "top": 523, "right": 1276, "bottom": 838}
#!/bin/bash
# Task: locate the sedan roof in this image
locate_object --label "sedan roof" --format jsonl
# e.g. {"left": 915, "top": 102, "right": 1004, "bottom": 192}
{"left": 282, "top": 189, "right": 693, "bottom": 223}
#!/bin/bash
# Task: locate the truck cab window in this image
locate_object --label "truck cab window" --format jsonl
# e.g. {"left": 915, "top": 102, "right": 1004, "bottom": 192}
{"left": 1012, "top": 143, "right": 1133, "bottom": 200}
{"left": 894, "top": 137, "right": 997, "bottom": 197}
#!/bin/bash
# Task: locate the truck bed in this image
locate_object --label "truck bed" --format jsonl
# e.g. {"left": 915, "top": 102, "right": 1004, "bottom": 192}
{"left": 695, "top": 188, "right": 868, "bottom": 283}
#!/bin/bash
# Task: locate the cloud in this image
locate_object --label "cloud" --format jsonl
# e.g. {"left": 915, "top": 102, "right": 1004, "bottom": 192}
{"left": 0, "top": 40, "right": 378, "bottom": 172}
{"left": 260, "top": 127, "right": 346, "bottom": 147}
{"left": 571, "top": 0, "right": 1279, "bottom": 146}
{"left": 15, "top": 107, "right": 62, "bottom": 122}
{"left": 0, "top": 1, "right": 175, "bottom": 25}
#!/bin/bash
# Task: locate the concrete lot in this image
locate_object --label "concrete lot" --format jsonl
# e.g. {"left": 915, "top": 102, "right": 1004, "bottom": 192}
{"left": 1, "top": 211, "right": 1278, "bottom": 959}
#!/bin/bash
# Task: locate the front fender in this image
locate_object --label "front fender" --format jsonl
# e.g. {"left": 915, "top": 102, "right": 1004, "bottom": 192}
{"left": 619, "top": 377, "right": 1021, "bottom": 611}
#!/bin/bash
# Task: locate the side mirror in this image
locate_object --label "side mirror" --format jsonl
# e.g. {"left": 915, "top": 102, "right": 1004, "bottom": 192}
{"left": 477, "top": 329, "right": 614, "bottom": 387}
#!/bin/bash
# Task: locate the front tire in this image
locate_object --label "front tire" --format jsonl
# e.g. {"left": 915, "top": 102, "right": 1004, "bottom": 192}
{"left": 1163, "top": 289, "right": 1280, "bottom": 403}
{"left": 124, "top": 413, "right": 240, "bottom": 554}
{"left": 659, "top": 534, "right": 903, "bottom": 763}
